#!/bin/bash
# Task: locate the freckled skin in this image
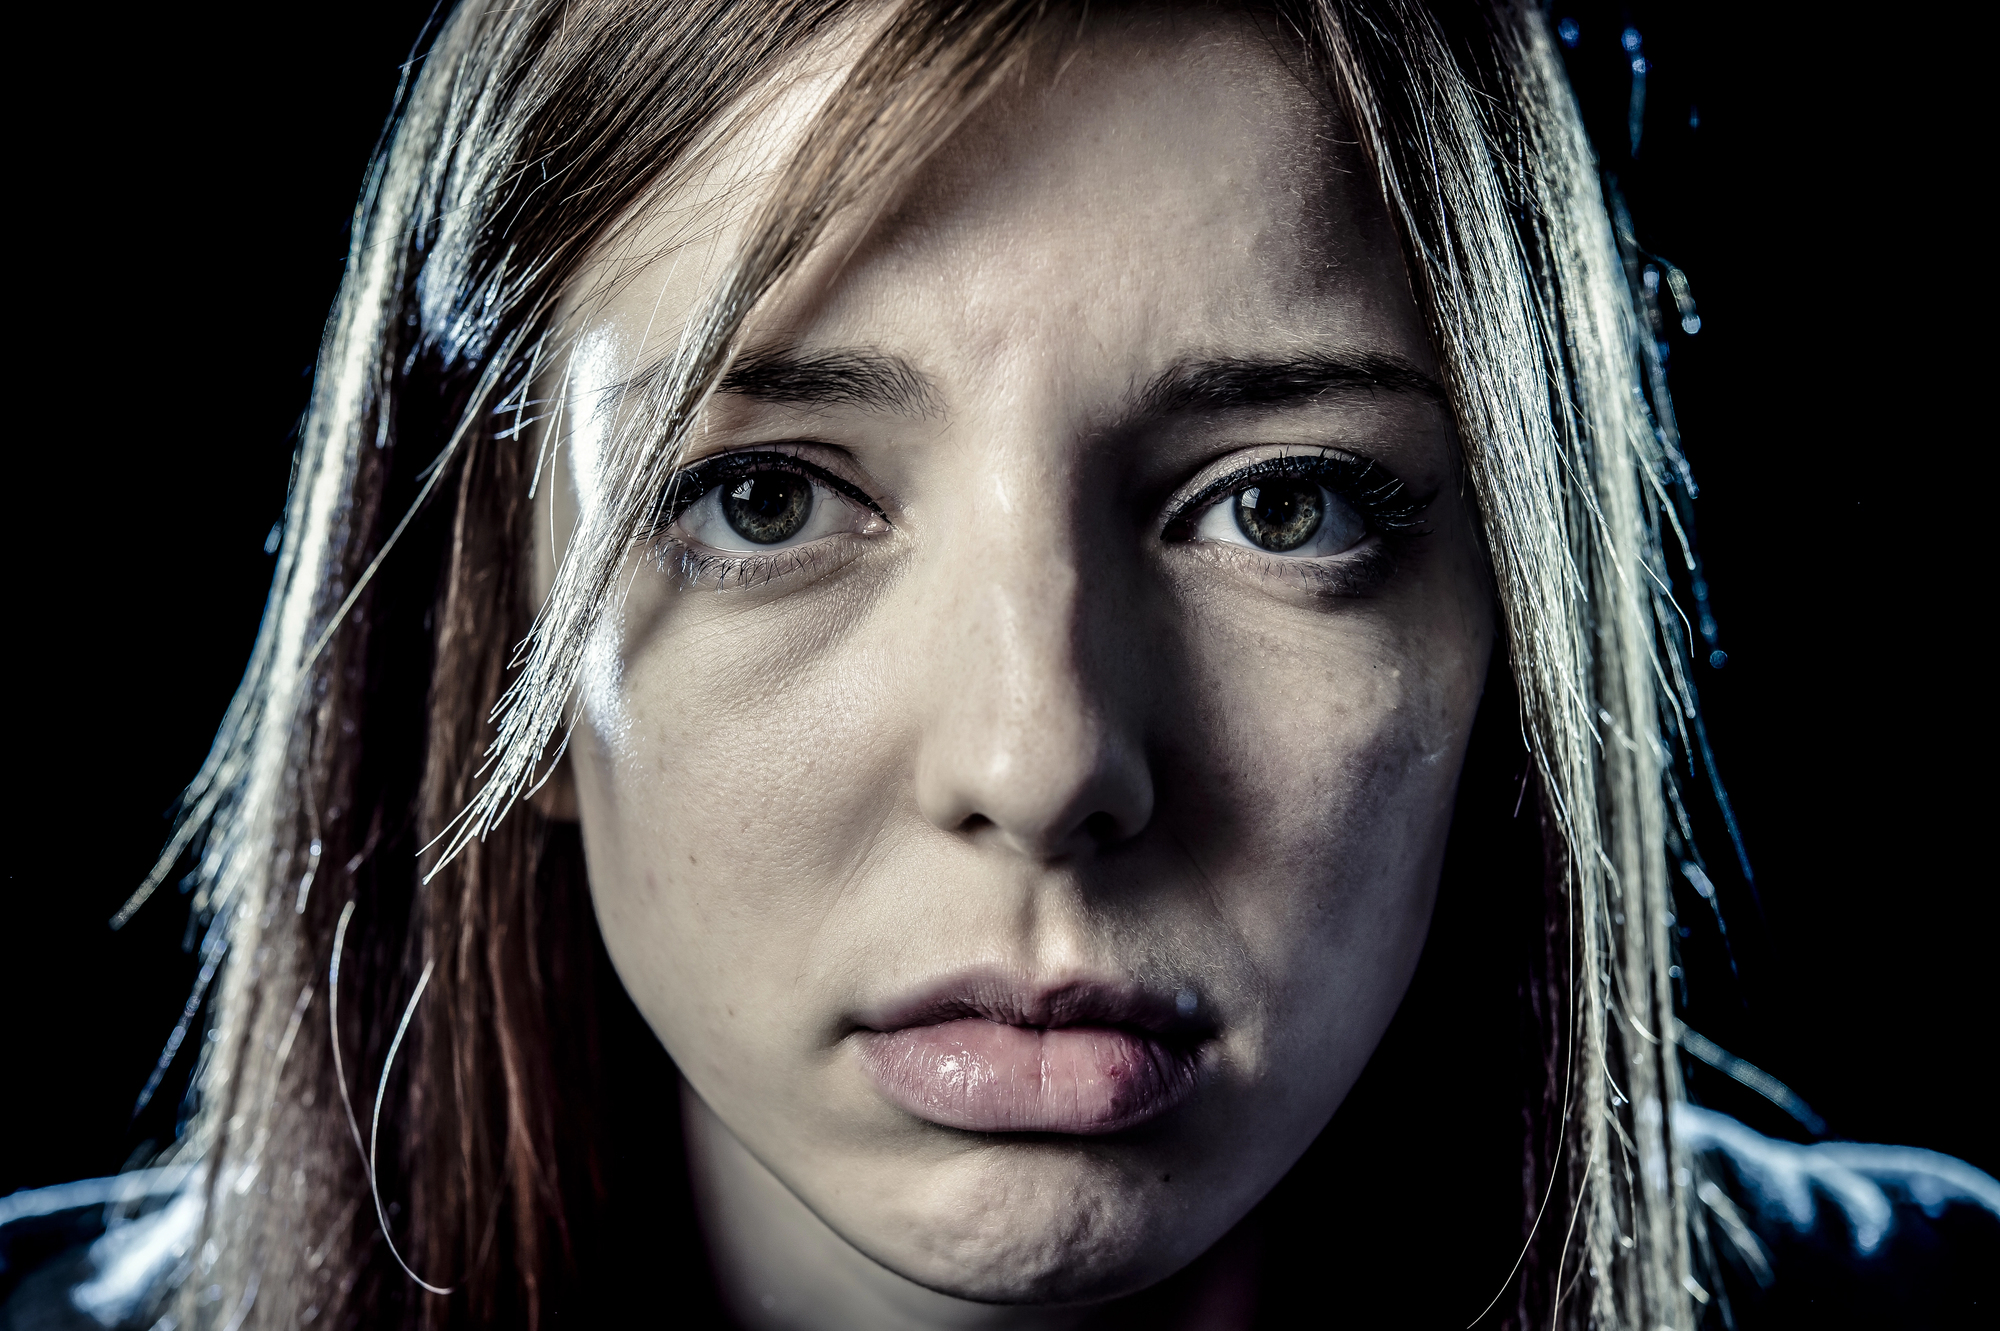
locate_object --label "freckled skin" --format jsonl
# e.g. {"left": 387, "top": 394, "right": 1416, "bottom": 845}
{"left": 538, "top": 11, "right": 1493, "bottom": 1328}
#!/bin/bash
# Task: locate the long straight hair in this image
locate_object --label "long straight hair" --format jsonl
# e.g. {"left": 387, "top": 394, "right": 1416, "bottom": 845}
{"left": 138, "top": 2, "right": 1708, "bottom": 1326}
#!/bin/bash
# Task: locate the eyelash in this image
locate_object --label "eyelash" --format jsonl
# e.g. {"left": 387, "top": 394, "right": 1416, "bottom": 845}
{"left": 650, "top": 447, "right": 1423, "bottom": 590}
{"left": 1161, "top": 451, "right": 1424, "bottom": 541}
{"left": 664, "top": 545, "right": 829, "bottom": 590}
{"left": 658, "top": 449, "right": 885, "bottom": 527}
{"left": 1158, "top": 451, "right": 1425, "bottom": 596}
{"left": 649, "top": 449, "right": 883, "bottom": 588}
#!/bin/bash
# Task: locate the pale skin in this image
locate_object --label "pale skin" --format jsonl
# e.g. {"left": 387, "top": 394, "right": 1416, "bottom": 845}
{"left": 533, "top": 11, "right": 1494, "bottom": 1328}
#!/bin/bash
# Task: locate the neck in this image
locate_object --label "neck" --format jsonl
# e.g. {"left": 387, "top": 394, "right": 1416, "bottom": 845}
{"left": 680, "top": 1081, "right": 1259, "bottom": 1331}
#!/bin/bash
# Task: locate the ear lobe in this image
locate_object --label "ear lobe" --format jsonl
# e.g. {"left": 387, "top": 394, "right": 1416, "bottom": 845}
{"left": 528, "top": 753, "right": 581, "bottom": 822}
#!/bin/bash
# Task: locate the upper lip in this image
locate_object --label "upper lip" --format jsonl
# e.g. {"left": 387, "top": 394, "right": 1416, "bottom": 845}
{"left": 851, "top": 969, "right": 1211, "bottom": 1041}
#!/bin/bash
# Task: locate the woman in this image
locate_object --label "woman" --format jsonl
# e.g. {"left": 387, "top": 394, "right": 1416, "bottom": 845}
{"left": 11, "top": 1, "right": 1991, "bottom": 1328}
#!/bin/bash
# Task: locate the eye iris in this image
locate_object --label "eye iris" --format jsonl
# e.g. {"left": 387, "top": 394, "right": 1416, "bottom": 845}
{"left": 1234, "top": 479, "right": 1324, "bottom": 552}
{"left": 720, "top": 471, "right": 812, "bottom": 544}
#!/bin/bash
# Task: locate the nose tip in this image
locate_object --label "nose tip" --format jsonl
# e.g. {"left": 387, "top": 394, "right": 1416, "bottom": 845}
{"left": 918, "top": 728, "right": 1154, "bottom": 861}
{"left": 908, "top": 480, "right": 1155, "bottom": 863}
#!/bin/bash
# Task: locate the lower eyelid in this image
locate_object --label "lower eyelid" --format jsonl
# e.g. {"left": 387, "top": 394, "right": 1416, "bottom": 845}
{"left": 1182, "top": 538, "right": 1395, "bottom": 597}
{"left": 655, "top": 536, "right": 848, "bottom": 590}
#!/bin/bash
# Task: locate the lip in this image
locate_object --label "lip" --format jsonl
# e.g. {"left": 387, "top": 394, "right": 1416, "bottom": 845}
{"left": 853, "top": 972, "right": 1210, "bottom": 1135}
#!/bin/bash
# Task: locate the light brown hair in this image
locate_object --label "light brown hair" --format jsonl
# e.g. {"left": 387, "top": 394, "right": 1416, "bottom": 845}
{"left": 140, "top": 2, "right": 1709, "bottom": 1326}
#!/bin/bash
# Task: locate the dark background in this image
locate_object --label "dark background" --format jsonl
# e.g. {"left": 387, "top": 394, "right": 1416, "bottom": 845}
{"left": 4, "top": 1, "right": 1988, "bottom": 1196}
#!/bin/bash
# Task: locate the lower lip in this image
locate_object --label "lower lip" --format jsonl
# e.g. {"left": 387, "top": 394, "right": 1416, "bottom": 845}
{"left": 858, "top": 1018, "right": 1200, "bottom": 1134}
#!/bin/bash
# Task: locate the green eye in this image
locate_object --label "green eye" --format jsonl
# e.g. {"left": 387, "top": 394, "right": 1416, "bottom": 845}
{"left": 663, "top": 451, "right": 888, "bottom": 564}
{"left": 1192, "top": 470, "right": 1365, "bottom": 559}
{"left": 721, "top": 472, "right": 813, "bottom": 544}
{"left": 1232, "top": 479, "right": 1324, "bottom": 552}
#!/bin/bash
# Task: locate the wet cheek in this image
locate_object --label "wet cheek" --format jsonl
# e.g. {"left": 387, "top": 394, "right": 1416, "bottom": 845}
{"left": 1186, "top": 634, "right": 1470, "bottom": 949}
{"left": 1219, "top": 688, "right": 1461, "bottom": 1097}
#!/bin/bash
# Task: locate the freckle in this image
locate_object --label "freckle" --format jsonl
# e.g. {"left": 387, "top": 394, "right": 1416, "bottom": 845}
{"left": 688, "top": 853, "right": 698, "bottom": 866}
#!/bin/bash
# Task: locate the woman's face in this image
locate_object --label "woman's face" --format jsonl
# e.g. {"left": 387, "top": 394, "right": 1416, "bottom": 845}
{"left": 539, "top": 10, "right": 1493, "bottom": 1308}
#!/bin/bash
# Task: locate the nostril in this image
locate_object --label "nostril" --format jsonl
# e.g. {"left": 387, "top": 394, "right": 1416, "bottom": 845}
{"left": 1081, "top": 810, "right": 1123, "bottom": 845}
{"left": 950, "top": 809, "right": 1129, "bottom": 854}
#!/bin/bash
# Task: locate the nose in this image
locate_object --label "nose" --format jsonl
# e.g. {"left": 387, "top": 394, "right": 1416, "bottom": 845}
{"left": 911, "top": 517, "right": 1154, "bottom": 860}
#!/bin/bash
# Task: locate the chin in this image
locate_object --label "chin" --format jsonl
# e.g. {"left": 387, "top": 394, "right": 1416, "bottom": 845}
{"left": 855, "top": 1139, "right": 1212, "bottom": 1305}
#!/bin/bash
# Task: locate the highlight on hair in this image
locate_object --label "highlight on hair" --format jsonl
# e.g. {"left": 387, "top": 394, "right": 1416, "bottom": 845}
{"left": 127, "top": 2, "right": 1718, "bottom": 1326}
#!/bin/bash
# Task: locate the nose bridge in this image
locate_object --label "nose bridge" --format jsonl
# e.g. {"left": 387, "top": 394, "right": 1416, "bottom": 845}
{"left": 912, "top": 460, "right": 1152, "bottom": 858}
{"left": 985, "top": 536, "right": 1089, "bottom": 778}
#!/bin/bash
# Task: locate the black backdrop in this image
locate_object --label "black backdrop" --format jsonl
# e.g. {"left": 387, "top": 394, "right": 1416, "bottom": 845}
{"left": 5, "top": 1, "right": 1989, "bottom": 1198}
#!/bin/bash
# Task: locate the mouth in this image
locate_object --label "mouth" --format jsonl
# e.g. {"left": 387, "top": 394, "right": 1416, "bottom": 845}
{"left": 851, "top": 973, "right": 1212, "bottom": 1136}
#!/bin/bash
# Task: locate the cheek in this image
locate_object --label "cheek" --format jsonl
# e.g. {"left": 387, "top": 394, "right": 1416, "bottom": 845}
{"left": 1175, "top": 603, "right": 1476, "bottom": 867}
{"left": 1165, "top": 600, "right": 1483, "bottom": 1035}
{"left": 571, "top": 592, "right": 910, "bottom": 1051}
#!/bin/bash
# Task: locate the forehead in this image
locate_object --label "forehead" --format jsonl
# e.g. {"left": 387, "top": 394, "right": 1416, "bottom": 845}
{"left": 795, "top": 12, "right": 1422, "bottom": 381}
{"left": 574, "top": 8, "right": 1429, "bottom": 399}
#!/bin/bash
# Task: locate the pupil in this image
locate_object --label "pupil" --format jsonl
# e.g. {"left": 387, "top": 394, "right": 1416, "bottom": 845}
{"left": 720, "top": 471, "right": 812, "bottom": 544}
{"left": 1234, "top": 479, "right": 1324, "bottom": 552}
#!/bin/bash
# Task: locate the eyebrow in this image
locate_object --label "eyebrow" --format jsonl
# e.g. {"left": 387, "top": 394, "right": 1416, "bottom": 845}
{"left": 1135, "top": 350, "right": 1446, "bottom": 416}
{"left": 712, "top": 345, "right": 1443, "bottom": 421}
{"left": 718, "top": 345, "right": 943, "bottom": 416}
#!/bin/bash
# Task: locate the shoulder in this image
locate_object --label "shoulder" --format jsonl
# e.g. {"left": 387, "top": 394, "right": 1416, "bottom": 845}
{"left": 1677, "top": 1103, "right": 1999, "bottom": 1330}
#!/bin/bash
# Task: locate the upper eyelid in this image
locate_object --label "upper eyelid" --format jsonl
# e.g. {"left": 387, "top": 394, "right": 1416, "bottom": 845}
{"left": 1162, "top": 449, "right": 1425, "bottom": 539}
{"left": 1169, "top": 450, "right": 1375, "bottom": 512}
{"left": 668, "top": 446, "right": 887, "bottom": 521}
{"left": 1170, "top": 445, "right": 1355, "bottom": 497}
